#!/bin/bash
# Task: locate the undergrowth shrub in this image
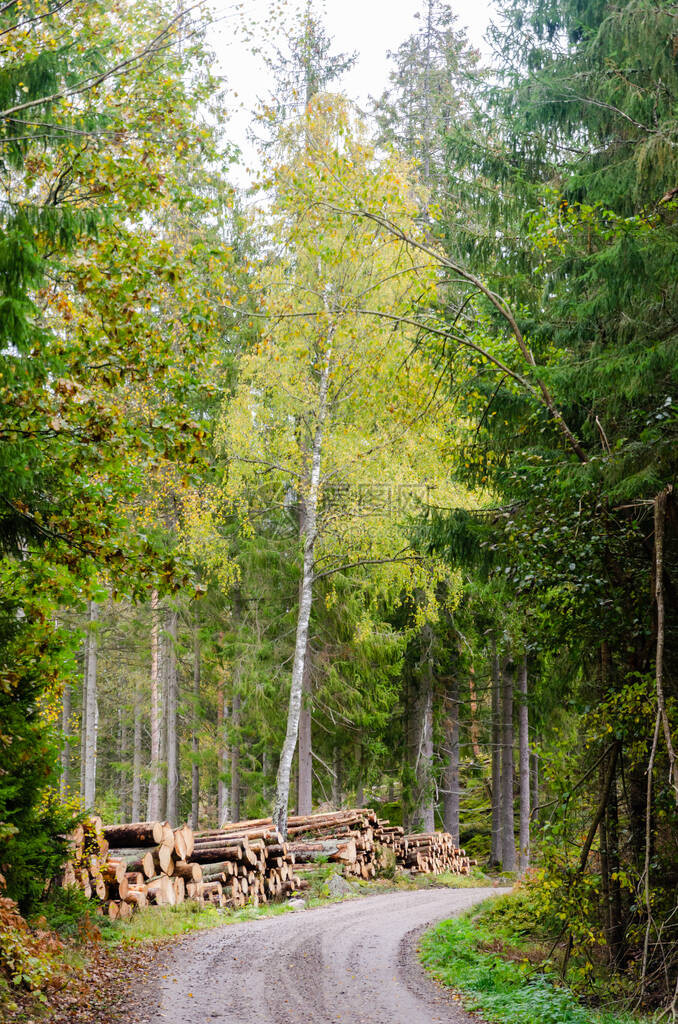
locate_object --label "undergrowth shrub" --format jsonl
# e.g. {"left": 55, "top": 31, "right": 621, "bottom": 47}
{"left": 0, "top": 891, "right": 60, "bottom": 996}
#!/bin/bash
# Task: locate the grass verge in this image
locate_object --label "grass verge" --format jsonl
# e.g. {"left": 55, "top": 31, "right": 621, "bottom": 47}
{"left": 419, "top": 898, "right": 647, "bottom": 1024}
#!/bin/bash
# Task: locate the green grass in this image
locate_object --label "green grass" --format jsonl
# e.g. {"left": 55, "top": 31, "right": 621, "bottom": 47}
{"left": 419, "top": 901, "right": 646, "bottom": 1024}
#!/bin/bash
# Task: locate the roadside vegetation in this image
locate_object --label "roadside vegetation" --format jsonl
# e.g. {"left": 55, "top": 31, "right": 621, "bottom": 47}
{"left": 420, "top": 886, "right": 651, "bottom": 1024}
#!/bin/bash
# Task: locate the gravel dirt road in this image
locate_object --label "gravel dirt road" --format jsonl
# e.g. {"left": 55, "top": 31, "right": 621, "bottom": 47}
{"left": 149, "top": 887, "right": 503, "bottom": 1024}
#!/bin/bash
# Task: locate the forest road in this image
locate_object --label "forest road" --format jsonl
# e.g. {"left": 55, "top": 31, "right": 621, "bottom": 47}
{"left": 148, "top": 886, "right": 505, "bottom": 1024}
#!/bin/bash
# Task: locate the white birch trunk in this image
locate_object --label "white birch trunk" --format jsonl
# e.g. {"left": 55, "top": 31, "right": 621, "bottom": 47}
{"left": 272, "top": 341, "right": 332, "bottom": 836}
{"left": 518, "top": 655, "right": 530, "bottom": 873}
{"left": 297, "top": 643, "right": 313, "bottom": 815}
{"left": 83, "top": 600, "right": 99, "bottom": 809}
{"left": 147, "top": 589, "right": 161, "bottom": 820}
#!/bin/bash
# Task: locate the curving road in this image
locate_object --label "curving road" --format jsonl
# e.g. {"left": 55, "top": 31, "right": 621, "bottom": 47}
{"left": 149, "top": 887, "right": 503, "bottom": 1024}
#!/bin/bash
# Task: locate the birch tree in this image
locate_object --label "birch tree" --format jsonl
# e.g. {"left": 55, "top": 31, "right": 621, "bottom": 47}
{"left": 219, "top": 96, "right": 459, "bottom": 834}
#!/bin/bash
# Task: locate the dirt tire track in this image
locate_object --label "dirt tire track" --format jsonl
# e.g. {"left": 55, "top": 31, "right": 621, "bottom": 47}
{"left": 148, "top": 887, "right": 505, "bottom": 1024}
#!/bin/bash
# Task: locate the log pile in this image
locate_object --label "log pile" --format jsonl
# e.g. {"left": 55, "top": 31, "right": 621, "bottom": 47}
{"left": 393, "top": 832, "right": 476, "bottom": 875}
{"left": 57, "top": 811, "right": 475, "bottom": 919}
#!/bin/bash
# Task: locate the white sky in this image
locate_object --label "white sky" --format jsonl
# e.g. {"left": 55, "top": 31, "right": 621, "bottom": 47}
{"left": 209, "top": 0, "right": 494, "bottom": 178}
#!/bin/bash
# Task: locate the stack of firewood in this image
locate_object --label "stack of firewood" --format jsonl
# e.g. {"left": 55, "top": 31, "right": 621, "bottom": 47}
{"left": 393, "top": 831, "right": 476, "bottom": 875}
{"left": 189, "top": 819, "right": 309, "bottom": 907}
{"left": 57, "top": 811, "right": 476, "bottom": 918}
{"left": 102, "top": 820, "right": 201, "bottom": 914}
{"left": 59, "top": 818, "right": 203, "bottom": 918}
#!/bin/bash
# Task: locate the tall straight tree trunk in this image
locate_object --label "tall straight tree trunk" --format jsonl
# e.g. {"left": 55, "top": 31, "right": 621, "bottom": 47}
{"left": 501, "top": 659, "right": 516, "bottom": 870}
{"left": 607, "top": 763, "right": 625, "bottom": 967}
{"left": 355, "top": 743, "right": 364, "bottom": 806}
{"left": 272, "top": 340, "right": 332, "bottom": 836}
{"left": 147, "top": 590, "right": 161, "bottom": 820}
{"left": 412, "top": 625, "right": 435, "bottom": 832}
{"left": 231, "top": 690, "right": 241, "bottom": 822}
{"left": 332, "top": 747, "right": 342, "bottom": 809}
{"left": 119, "top": 704, "right": 129, "bottom": 820}
{"left": 191, "top": 615, "right": 201, "bottom": 830}
{"left": 297, "top": 643, "right": 313, "bottom": 815}
{"left": 159, "top": 608, "right": 168, "bottom": 820}
{"left": 79, "top": 659, "right": 87, "bottom": 802}
{"left": 490, "top": 642, "right": 502, "bottom": 865}
{"left": 467, "top": 665, "right": 482, "bottom": 760}
{"left": 83, "top": 600, "right": 99, "bottom": 809}
{"left": 132, "top": 674, "right": 142, "bottom": 821}
{"left": 60, "top": 682, "right": 71, "bottom": 801}
{"left": 443, "top": 675, "right": 460, "bottom": 844}
{"left": 530, "top": 742, "right": 539, "bottom": 823}
{"left": 518, "top": 655, "right": 530, "bottom": 873}
{"left": 217, "top": 685, "right": 230, "bottom": 827}
{"left": 262, "top": 748, "right": 273, "bottom": 804}
{"left": 165, "top": 609, "right": 179, "bottom": 825}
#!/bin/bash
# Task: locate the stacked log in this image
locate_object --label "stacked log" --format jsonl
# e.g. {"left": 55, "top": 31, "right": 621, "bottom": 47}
{"left": 102, "top": 820, "right": 199, "bottom": 911}
{"left": 281, "top": 809, "right": 381, "bottom": 880}
{"left": 58, "top": 818, "right": 201, "bottom": 917}
{"left": 393, "top": 832, "right": 476, "bottom": 875}
{"left": 188, "top": 824, "right": 308, "bottom": 908}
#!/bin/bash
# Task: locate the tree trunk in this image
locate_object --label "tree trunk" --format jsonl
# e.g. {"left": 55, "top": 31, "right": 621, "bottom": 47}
{"left": 79, "top": 653, "right": 87, "bottom": 801}
{"left": 83, "top": 600, "right": 99, "bottom": 810}
{"left": 147, "top": 590, "right": 161, "bottom": 820}
{"left": 217, "top": 684, "right": 230, "bottom": 827}
{"left": 467, "top": 665, "right": 482, "bottom": 760}
{"left": 132, "top": 674, "right": 143, "bottom": 821}
{"left": 231, "top": 690, "right": 241, "bottom": 822}
{"left": 165, "top": 608, "right": 179, "bottom": 825}
{"left": 443, "top": 674, "right": 460, "bottom": 844}
{"left": 297, "top": 643, "right": 313, "bottom": 815}
{"left": 60, "top": 681, "right": 71, "bottom": 801}
{"left": 191, "top": 615, "right": 201, "bottom": 829}
{"left": 332, "top": 747, "right": 342, "bottom": 809}
{"left": 518, "top": 655, "right": 530, "bottom": 873}
{"left": 490, "top": 640, "right": 502, "bottom": 865}
{"left": 607, "top": 763, "right": 625, "bottom": 967}
{"left": 159, "top": 606, "right": 167, "bottom": 820}
{"left": 119, "top": 704, "right": 129, "bottom": 820}
{"left": 501, "top": 659, "right": 516, "bottom": 870}
{"left": 599, "top": 762, "right": 611, "bottom": 951}
{"left": 262, "top": 748, "right": 273, "bottom": 804}
{"left": 355, "top": 743, "right": 364, "bottom": 807}
{"left": 412, "top": 625, "right": 435, "bottom": 832}
{"left": 272, "top": 339, "right": 332, "bottom": 836}
{"left": 530, "top": 742, "right": 539, "bottom": 824}
{"left": 654, "top": 487, "right": 678, "bottom": 803}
